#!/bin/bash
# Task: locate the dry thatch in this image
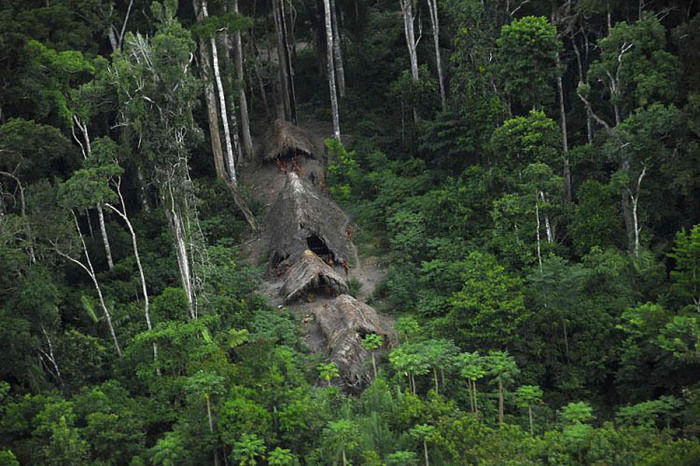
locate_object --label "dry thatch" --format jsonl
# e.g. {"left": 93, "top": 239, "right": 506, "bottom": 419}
{"left": 267, "top": 172, "right": 349, "bottom": 270}
{"left": 280, "top": 250, "right": 348, "bottom": 303}
{"left": 262, "top": 119, "right": 324, "bottom": 162}
{"left": 312, "top": 294, "right": 396, "bottom": 392}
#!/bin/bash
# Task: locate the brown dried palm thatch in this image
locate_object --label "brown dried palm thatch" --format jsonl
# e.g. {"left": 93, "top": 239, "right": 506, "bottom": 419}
{"left": 312, "top": 294, "right": 396, "bottom": 392}
{"left": 266, "top": 172, "right": 349, "bottom": 270}
{"left": 262, "top": 119, "right": 324, "bottom": 162}
{"left": 280, "top": 250, "right": 348, "bottom": 303}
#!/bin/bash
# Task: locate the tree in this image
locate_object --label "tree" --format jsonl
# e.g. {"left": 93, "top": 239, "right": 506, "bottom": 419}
{"left": 268, "top": 447, "right": 299, "bottom": 465}
{"left": 425, "top": 0, "right": 446, "bottom": 111}
{"left": 456, "top": 352, "right": 486, "bottom": 414}
{"left": 322, "top": 419, "right": 358, "bottom": 466}
{"left": 409, "top": 424, "right": 435, "bottom": 466}
{"left": 561, "top": 401, "right": 594, "bottom": 425}
{"left": 389, "top": 343, "right": 430, "bottom": 394}
{"left": 395, "top": 316, "right": 421, "bottom": 343}
{"left": 669, "top": 225, "right": 700, "bottom": 312}
{"left": 448, "top": 251, "right": 526, "bottom": 349}
{"left": 318, "top": 362, "right": 340, "bottom": 385}
{"left": 56, "top": 173, "right": 123, "bottom": 356}
{"left": 584, "top": 15, "right": 680, "bottom": 128}
{"left": 400, "top": 0, "right": 421, "bottom": 123}
{"left": 362, "top": 334, "right": 384, "bottom": 380}
{"left": 231, "top": 433, "right": 265, "bottom": 466}
{"left": 496, "top": 16, "right": 560, "bottom": 111}
{"left": 322, "top": 0, "right": 341, "bottom": 139}
{"left": 486, "top": 351, "right": 519, "bottom": 425}
{"left": 516, "top": 385, "right": 543, "bottom": 435}
{"left": 420, "top": 339, "right": 458, "bottom": 394}
{"left": 111, "top": 2, "right": 205, "bottom": 317}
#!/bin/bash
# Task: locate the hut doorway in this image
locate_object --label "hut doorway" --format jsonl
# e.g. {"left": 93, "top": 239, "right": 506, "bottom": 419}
{"left": 307, "top": 234, "right": 332, "bottom": 261}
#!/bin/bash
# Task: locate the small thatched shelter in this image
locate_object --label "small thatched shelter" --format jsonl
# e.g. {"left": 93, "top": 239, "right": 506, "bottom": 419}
{"left": 262, "top": 119, "right": 324, "bottom": 163}
{"left": 267, "top": 172, "right": 349, "bottom": 270}
{"left": 312, "top": 294, "right": 396, "bottom": 392}
{"left": 280, "top": 250, "right": 348, "bottom": 303}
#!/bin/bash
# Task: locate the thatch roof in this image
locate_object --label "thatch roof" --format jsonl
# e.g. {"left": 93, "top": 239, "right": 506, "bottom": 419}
{"left": 262, "top": 119, "right": 324, "bottom": 162}
{"left": 266, "top": 172, "right": 349, "bottom": 270}
{"left": 313, "top": 294, "right": 396, "bottom": 392}
{"left": 280, "top": 250, "right": 348, "bottom": 303}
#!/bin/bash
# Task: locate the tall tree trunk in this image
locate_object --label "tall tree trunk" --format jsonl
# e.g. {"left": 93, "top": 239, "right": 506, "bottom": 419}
{"left": 105, "top": 178, "right": 158, "bottom": 369}
{"left": 423, "top": 439, "right": 430, "bottom": 466}
{"left": 57, "top": 211, "right": 122, "bottom": 357}
{"left": 166, "top": 177, "right": 196, "bottom": 319}
{"left": 400, "top": 0, "right": 420, "bottom": 123}
{"left": 232, "top": 0, "right": 254, "bottom": 160}
{"left": 433, "top": 367, "right": 439, "bottom": 394}
{"left": 629, "top": 166, "right": 646, "bottom": 260}
{"left": 280, "top": 0, "right": 298, "bottom": 122}
{"left": 71, "top": 117, "right": 115, "bottom": 269}
{"left": 205, "top": 394, "right": 220, "bottom": 466}
{"left": 323, "top": 0, "right": 341, "bottom": 139}
{"left": 535, "top": 194, "right": 543, "bottom": 271}
{"left": 528, "top": 405, "right": 534, "bottom": 435}
{"left": 555, "top": 55, "right": 571, "bottom": 201}
{"left": 194, "top": 1, "right": 258, "bottom": 231}
{"left": 197, "top": 31, "right": 228, "bottom": 180}
{"left": 201, "top": 0, "right": 241, "bottom": 185}
{"left": 498, "top": 381, "right": 504, "bottom": 425}
{"left": 330, "top": 0, "right": 346, "bottom": 97}
{"left": 97, "top": 205, "right": 114, "bottom": 270}
{"left": 273, "top": 0, "right": 297, "bottom": 122}
{"left": 571, "top": 30, "right": 593, "bottom": 144}
{"left": 371, "top": 352, "right": 377, "bottom": 379}
{"left": 250, "top": 39, "right": 271, "bottom": 119}
{"left": 426, "top": 0, "right": 446, "bottom": 111}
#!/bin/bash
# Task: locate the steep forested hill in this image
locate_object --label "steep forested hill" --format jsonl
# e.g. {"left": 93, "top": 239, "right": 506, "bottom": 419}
{"left": 0, "top": 0, "right": 699, "bottom": 464}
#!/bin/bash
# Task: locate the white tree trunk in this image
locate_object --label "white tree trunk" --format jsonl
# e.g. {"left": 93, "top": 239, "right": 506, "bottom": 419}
{"left": 232, "top": 0, "right": 254, "bottom": 161}
{"left": 400, "top": 0, "right": 420, "bottom": 123}
{"left": 71, "top": 116, "right": 115, "bottom": 269}
{"left": 555, "top": 53, "right": 571, "bottom": 201}
{"left": 426, "top": 0, "right": 446, "bottom": 111}
{"left": 323, "top": 0, "right": 341, "bottom": 139}
{"left": 56, "top": 211, "right": 122, "bottom": 357}
{"left": 202, "top": 0, "right": 240, "bottom": 185}
{"left": 97, "top": 206, "right": 114, "bottom": 270}
{"left": 330, "top": 0, "right": 346, "bottom": 97}
{"left": 105, "top": 177, "right": 158, "bottom": 368}
{"left": 167, "top": 181, "right": 196, "bottom": 319}
{"left": 535, "top": 194, "right": 543, "bottom": 271}
{"left": 630, "top": 166, "right": 646, "bottom": 259}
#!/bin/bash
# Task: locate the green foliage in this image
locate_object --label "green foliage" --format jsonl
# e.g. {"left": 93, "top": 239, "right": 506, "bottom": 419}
{"left": 448, "top": 252, "right": 526, "bottom": 349}
{"left": 496, "top": 16, "right": 561, "bottom": 110}
{"left": 0, "top": 1, "right": 699, "bottom": 464}
{"left": 268, "top": 447, "right": 299, "bottom": 466}
{"left": 326, "top": 138, "right": 359, "bottom": 202}
{"left": 231, "top": 433, "right": 266, "bottom": 466}
{"left": 318, "top": 362, "right": 340, "bottom": 383}
{"left": 561, "top": 401, "right": 594, "bottom": 425}
{"left": 669, "top": 225, "right": 700, "bottom": 312}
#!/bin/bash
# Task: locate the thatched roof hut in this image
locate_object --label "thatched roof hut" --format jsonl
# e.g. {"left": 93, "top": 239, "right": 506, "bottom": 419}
{"left": 280, "top": 250, "right": 348, "bottom": 303}
{"left": 262, "top": 119, "right": 324, "bottom": 162}
{"left": 312, "top": 294, "right": 396, "bottom": 392}
{"left": 266, "top": 172, "right": 349, "bottom": 270}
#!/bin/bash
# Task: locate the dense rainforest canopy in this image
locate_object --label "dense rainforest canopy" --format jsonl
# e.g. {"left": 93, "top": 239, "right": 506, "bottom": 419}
{"left": 0, "top": 0, "right": 699, "bottom": 464}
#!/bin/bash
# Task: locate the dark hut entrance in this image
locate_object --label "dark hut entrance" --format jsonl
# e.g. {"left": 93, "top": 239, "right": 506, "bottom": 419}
{"left": 307, "top": 234, "right": 332, "bottom": 261}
